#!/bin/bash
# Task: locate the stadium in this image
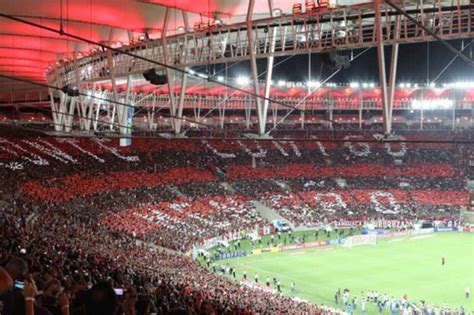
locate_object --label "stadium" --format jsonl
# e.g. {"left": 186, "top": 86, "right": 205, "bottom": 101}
{"left": 0, "top": 0, "right": 473, "bottom": 314}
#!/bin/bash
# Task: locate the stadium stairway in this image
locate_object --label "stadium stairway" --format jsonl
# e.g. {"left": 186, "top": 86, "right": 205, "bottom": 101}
{"left": 271, "top": 180, "right": 292, "bottom": 192}
{"left": 220, "top": 182, "right": 237, "bottom": 194}
{"left": 251, "top": 200, "right": 296, "bottom": 230}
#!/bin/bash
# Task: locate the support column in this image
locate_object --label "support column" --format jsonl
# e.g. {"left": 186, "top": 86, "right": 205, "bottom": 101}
{"left": 57, "top": 91, "right": 68, "bottom": 131}
{"left": 387, "top": 16, "right": 400, "bottom": 133}
{"left": 452, "top": 106, "right": 456, "bottom": 131}
{"left": 120, "top": 75, "right": 133, "bottom": 135}
{"left": 246, "top": 0, "right": 266, "bottom": 135}
{"left": 218, "top": 99, "right": 226, "bottom": 129}
{"left": 73, "top": 47, "right": 89, "bottom": 131}
{"left": 261, "top": 0, "right": 276, "bottom": 135}
{"left": 174, "top": 72, "right": 187, "bottom": 134}
{"left": 420, "top": 109, "right": 424, "bottom": 130}
{"left": 106, "top": 28, "right": 118, "bottom": 131}
{"left": 162, "top": 8, "right": 178, "bottom": 132}
{"left": 64, "top": 97, "right": 76, "bottom": 132}
{"left": 375, "top": 0, "right": 391, "bottom": 135}
{"left": 82, "top": 85, "right": 95, "bottom": 131}
{"left": 49, "top": 90, "right": 63, "bottom": 131}
{"left": 172, "top": 10, "right": 190, "bottom": 134}
{"left": 245, "top": 96, "right": 251, "bottom": 129}
{"left": 301, "top": 101, "right": 305, "bottom": 129}
{"left": 328, "top": 90, "right": 334, "bottom": 129}
{"left": 329, "top": 102, "right": 333, "bottom": 130}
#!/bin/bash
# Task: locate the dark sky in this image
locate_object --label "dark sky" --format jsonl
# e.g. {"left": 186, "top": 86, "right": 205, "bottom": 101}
{"left": 201, "top": 39, "right": 474, "bottom": 84}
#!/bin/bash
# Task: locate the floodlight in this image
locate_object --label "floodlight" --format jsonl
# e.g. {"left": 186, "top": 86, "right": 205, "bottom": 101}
{"left": 237, "top": 76, "right": 250, "bottom": 86}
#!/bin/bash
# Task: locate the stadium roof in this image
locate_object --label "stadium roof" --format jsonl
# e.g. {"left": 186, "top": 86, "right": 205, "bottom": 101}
{"left": 0, "top": 0, "right": 472, "bottom": 136}
{"left": 0, "top": 0, "right": 299, "bottom": 91}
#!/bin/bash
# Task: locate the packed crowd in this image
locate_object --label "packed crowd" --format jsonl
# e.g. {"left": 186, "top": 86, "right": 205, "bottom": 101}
{"left": 100, "top": 195, "right": 266, "bottom": 251}
{"left": 0, "top": 200, "right": 344, "bottom": 315}
{"left": 0, "top": 128, "right": 471, "bottom": 314}
{"left": 259, "top": 188, "right": 466, "bottom": 228}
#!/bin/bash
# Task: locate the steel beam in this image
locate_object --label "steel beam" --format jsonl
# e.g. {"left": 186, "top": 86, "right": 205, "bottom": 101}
{"left": 375, "top": 0, "right": 391, "bottom": 135}
{"left": 387, "top": 16, "right": 400, "bottom": 130}
{"left": 49, "top": 2, "right": 473, "bottom": 91}
{"left": 246, "top": 0, "right": 265, "bottom": 135}
{"left": 261, "top": 0, "right": 276, "bottom": 134}
{"left": 162, "top": 8, "right": 178, "bottom": 132}
{"left": 174, "top": 72, "right": 187, "bottom": 134}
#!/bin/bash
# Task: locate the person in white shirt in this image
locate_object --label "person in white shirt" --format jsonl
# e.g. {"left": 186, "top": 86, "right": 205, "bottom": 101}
{"left": 361, "top": 299, "right": 367, "bottom": 315}
{"left": 342, "top": 291, "right": 349, "bottom": 305}
{"left": 466, "top": 287, "right": 470, "bottom": 298}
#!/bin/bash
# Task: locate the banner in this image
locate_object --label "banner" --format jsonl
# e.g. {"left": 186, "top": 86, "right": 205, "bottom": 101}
{"left": 252, "top": 246, "right": 280, "bottom": 255}
{"left": 280, "top": 244, "right": 304, "bottom": 251}
{"left": 434, "top": 227, "right": 458, "bottom": 232}
{"left": 412, "top": 227, "right": 434, "bottom": 235}
{"left": 377, "top": 230, "right": 411, "bottom": 239}
{"left": 214, "top": 250, "right": 247, "bottom": 261}
{"left": 280, "top": 240, "right": 329, "bottom": 252}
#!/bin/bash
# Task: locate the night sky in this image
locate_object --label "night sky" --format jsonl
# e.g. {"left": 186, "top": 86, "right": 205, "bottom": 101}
{"left": 202, "top": 39, "right": 474, "bottom": 84}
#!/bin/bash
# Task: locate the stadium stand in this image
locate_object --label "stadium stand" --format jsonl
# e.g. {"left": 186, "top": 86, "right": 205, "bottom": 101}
{"left": 0, "top": 128, "right": 471, "bottom": 314}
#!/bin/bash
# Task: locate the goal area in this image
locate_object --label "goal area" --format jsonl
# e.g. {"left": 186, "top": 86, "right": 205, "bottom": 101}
{"left": 343, "top": 234, "right": 377, "bottom": 248}
{"left": 461, "top": 210, "right": 474, "bottom": 226}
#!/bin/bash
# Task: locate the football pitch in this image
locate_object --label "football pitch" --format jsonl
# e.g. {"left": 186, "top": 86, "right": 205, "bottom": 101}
{"left": 220, "top": 232, "right": 474, "bottom": 313}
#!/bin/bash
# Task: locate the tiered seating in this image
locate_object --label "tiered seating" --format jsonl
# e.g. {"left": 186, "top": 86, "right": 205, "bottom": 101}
{"left": 100, "top": 195, "right": 266, "bottom": 251}
{"left": 259, "top": 188, "right": 466, "bottom": 228}
{"left": 0, "top": 206, "right": 331, "bottom": 315}
{"left": 21, "top": 168, "right": 217, "bottom": 203}
{"left": 0, "top": 128, "right": 470, "bottom": 315}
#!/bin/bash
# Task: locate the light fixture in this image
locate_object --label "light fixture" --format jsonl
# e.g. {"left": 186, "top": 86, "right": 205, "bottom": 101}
{"left": 236, "top": 76, "right": 250, "bottom": 86}
{"left": 307, "top": 81, "right": 321, "bottom": 88}
{"left": 412, "top": 99, "right": 453, "bottom": 109}
{"left": 349, "top": 82, "right": 360, "bottom": 89}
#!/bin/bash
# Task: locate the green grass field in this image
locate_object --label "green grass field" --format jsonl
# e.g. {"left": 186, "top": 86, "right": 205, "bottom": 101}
{"left": 218, "top": 232, "right": 474, "bottom": 313}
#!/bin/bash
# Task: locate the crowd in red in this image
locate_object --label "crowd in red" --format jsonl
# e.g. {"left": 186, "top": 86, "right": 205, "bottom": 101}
{"left": 228, "top": 163, "right": 456, "bottom": 181}
{"left": 259, "top": 189, "right": 467, "bottom": 228}
{"left": 1, "top": 201, "right": 336, "bottom": 315}
{"left": 21, "top": 168, "right": 216, "bottom": 203}
{"left": 100, "top": 195, "right": 266, "bottom": 251}
{"left": 0, "top": 129, "right": 470, "bottom": 315}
